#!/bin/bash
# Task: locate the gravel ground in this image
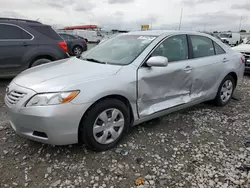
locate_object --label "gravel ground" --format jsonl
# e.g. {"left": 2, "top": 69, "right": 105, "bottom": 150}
{"left": 0, "top": 76, "right": 250, "bottom": 188}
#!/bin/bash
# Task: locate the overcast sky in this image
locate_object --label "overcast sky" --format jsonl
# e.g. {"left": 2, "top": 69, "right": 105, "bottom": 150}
{"left": 0, "top": 0, "right": 250, "bottom": 31}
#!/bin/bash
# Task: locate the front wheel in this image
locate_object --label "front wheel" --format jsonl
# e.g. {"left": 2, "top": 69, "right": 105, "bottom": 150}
{"left": 79, "top": 99, "right": 130, "bottom": 151}
{"left": 214, "top": 75, "right": 235, "bottom": 106}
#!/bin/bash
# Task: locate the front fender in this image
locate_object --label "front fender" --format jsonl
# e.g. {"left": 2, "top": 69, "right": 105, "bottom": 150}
{"left": 63, "top": 66, "right": 138, "bottom": 120}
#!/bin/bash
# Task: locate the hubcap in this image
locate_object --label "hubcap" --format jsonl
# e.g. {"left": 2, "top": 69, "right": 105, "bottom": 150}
{"left": 220, "top": 80, "right": 233, "bottom": 102}
{"left": 74, "top": 47, "right": 82, "bottom": 55}
{"left": 93, "top": 108, "right": 125, "bottom": 145}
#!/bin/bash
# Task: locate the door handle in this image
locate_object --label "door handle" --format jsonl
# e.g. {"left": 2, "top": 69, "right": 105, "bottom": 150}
{"left": 222, "top": 58, "right": 229, "bottom": 63}
{"left": 22, "top": 42, "right": 28, "bottom": 46}
{"left": 184, "top": 66, "right": 192, "bottom": 71}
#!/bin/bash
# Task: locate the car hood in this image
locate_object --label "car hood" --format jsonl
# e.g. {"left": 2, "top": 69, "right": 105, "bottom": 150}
{"left": 232, "top": 44, "right": 250, "bottom": 52}
{"left": 13, "top": 57, "right": 122, "bottom": 92}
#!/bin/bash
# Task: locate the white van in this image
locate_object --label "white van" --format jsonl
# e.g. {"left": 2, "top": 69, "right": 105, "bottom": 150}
{"left": 73, "top": 30, "right": 103, "bottom": 43}
{"left": 219, "top": 33, "right": 241, "bottom": 46}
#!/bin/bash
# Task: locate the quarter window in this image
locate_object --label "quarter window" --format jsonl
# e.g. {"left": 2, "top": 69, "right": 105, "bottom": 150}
{"left": 190, "top": 35, "right": 215, "bottom": 58}
{"left": 213, "top": 42, "right": 225, "bottom": 55}
{"left": 30, "top": 25, "right": 61, "bottom": 40}
{"left": 0, "top": 24, "right": 32, "bottom": 40}
{"left": 151, "top": 35, "right": 188, "bottom": 62}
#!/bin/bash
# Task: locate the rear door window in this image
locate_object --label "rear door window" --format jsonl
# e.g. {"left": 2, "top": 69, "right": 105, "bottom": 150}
{"left": 29, "top": 25, "right": 61, "bottom": 40}
{"left": 190, "top": 35, "right": 215, "bottom": 58}
{"left": 0, "top": 24, "right": 32, "bottom": 40}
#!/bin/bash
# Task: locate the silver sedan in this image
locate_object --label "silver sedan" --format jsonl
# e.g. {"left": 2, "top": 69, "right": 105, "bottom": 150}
{"left": 5, "top": 30, "right": 245, "bottom": 151}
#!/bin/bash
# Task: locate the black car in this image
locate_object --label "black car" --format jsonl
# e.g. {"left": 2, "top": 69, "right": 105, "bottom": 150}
{"left": 0, "top": 18, "right": 69, "bottom": 77}
{"left": 58, "top": 33, "right": 87, "bottom": 56}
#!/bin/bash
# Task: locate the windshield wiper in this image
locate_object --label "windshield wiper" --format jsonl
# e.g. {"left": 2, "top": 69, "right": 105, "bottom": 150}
{"left": 82, "top": 58, "right": 107, "bottom": 64}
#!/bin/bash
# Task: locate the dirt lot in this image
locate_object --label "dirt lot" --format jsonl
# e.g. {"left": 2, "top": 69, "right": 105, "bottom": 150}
{"left": 0, "top": 76, "right": 250, "bottom": 188}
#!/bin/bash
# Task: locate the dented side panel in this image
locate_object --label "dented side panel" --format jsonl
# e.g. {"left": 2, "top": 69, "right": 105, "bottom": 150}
{"left": 188, "top": 54, "right": 229, "bottom": 101}
{"left": 137, "top": 61, "right": 193, "bottom": 117}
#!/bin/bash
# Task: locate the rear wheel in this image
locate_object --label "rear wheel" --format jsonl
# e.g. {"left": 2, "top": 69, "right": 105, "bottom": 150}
{"left": 30, "top": 58, "right": 51, "bottom": 67}
{"left": 214, "top": 75, "right": 235, "bottom": 106}
{"left": 79, "top": 99, "right": 130, "bottom": 151}
{"left": 73, "top": 46, "right": 83, "bottom": 56}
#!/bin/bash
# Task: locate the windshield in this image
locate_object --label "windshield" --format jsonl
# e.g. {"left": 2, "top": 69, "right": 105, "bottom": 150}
{"left": 220, "top": 34, "right": 232, "bottom": 38}
{"left": 80, "top": 35, "right": 156, "bottom": 65}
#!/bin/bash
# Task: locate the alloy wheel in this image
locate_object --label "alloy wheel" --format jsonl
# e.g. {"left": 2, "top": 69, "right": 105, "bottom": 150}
{"left": 74, "top": 47, "right": 82, "bottom": 56}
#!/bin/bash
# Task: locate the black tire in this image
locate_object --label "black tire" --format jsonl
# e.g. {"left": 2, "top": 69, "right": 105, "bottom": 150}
{"left": 214, "top": 75, "right": 236, "bottom": 106}
{"left": 79, "top": 99, "right": 130, "bottom": 151}
{"left": 30, "top": 58, "right": 51, "bottom": 67}
{"left": 73, "top": 46, "right": 83, "bottom": 56}
{"left": 236, "top": 41, "right": 239, "bottom": 46}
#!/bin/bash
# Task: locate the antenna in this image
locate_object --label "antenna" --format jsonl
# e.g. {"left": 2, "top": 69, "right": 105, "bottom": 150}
{"left": 179, "top": 8, "right": 183, "bottom": 30}
{"left": 239, "top": 16, "right": 243, "bottom": 31}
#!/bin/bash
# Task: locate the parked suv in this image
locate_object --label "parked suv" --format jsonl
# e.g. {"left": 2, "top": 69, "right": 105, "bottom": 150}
{"left": 0, "top": 18, "right": 69, "bottom": 77}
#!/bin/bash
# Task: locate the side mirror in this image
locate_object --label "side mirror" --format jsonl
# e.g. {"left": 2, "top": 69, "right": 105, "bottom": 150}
{"left": 146, "top": 56, "right": 168, "bottom": 67}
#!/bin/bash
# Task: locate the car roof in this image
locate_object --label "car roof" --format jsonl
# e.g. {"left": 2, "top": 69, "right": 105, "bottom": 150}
{"left": 0, "top": 18, "right": 50, "bottom": 27}
{"left": 124, "top": 30, "right": 206, "bottom": 37}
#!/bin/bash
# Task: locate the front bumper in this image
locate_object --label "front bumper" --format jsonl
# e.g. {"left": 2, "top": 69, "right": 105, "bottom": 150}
{"left": 5, "top": 83, "right": 89, "bottom": 145}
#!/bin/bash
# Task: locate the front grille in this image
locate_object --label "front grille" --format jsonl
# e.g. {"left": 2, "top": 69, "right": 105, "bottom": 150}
{"left": 5, "top": 90, "right": 26, "bottom": 106}
{"left": 241, "top": 52, "right": 250, "bottom": 58}
{"left": 242, "top": 52, "right": 250, "bottom": 56}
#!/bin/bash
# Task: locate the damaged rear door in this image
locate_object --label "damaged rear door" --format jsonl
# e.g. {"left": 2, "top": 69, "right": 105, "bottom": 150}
{"left": 187, "top": 35, "right": 226, "bottom": 100}
{"left": 137, "top": 34, "right": 193, "bottom": 117}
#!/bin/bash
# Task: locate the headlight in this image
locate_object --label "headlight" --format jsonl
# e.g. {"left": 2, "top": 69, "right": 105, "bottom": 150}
{"left": 26, "top": 91, "right": 79, "bottom": 107}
